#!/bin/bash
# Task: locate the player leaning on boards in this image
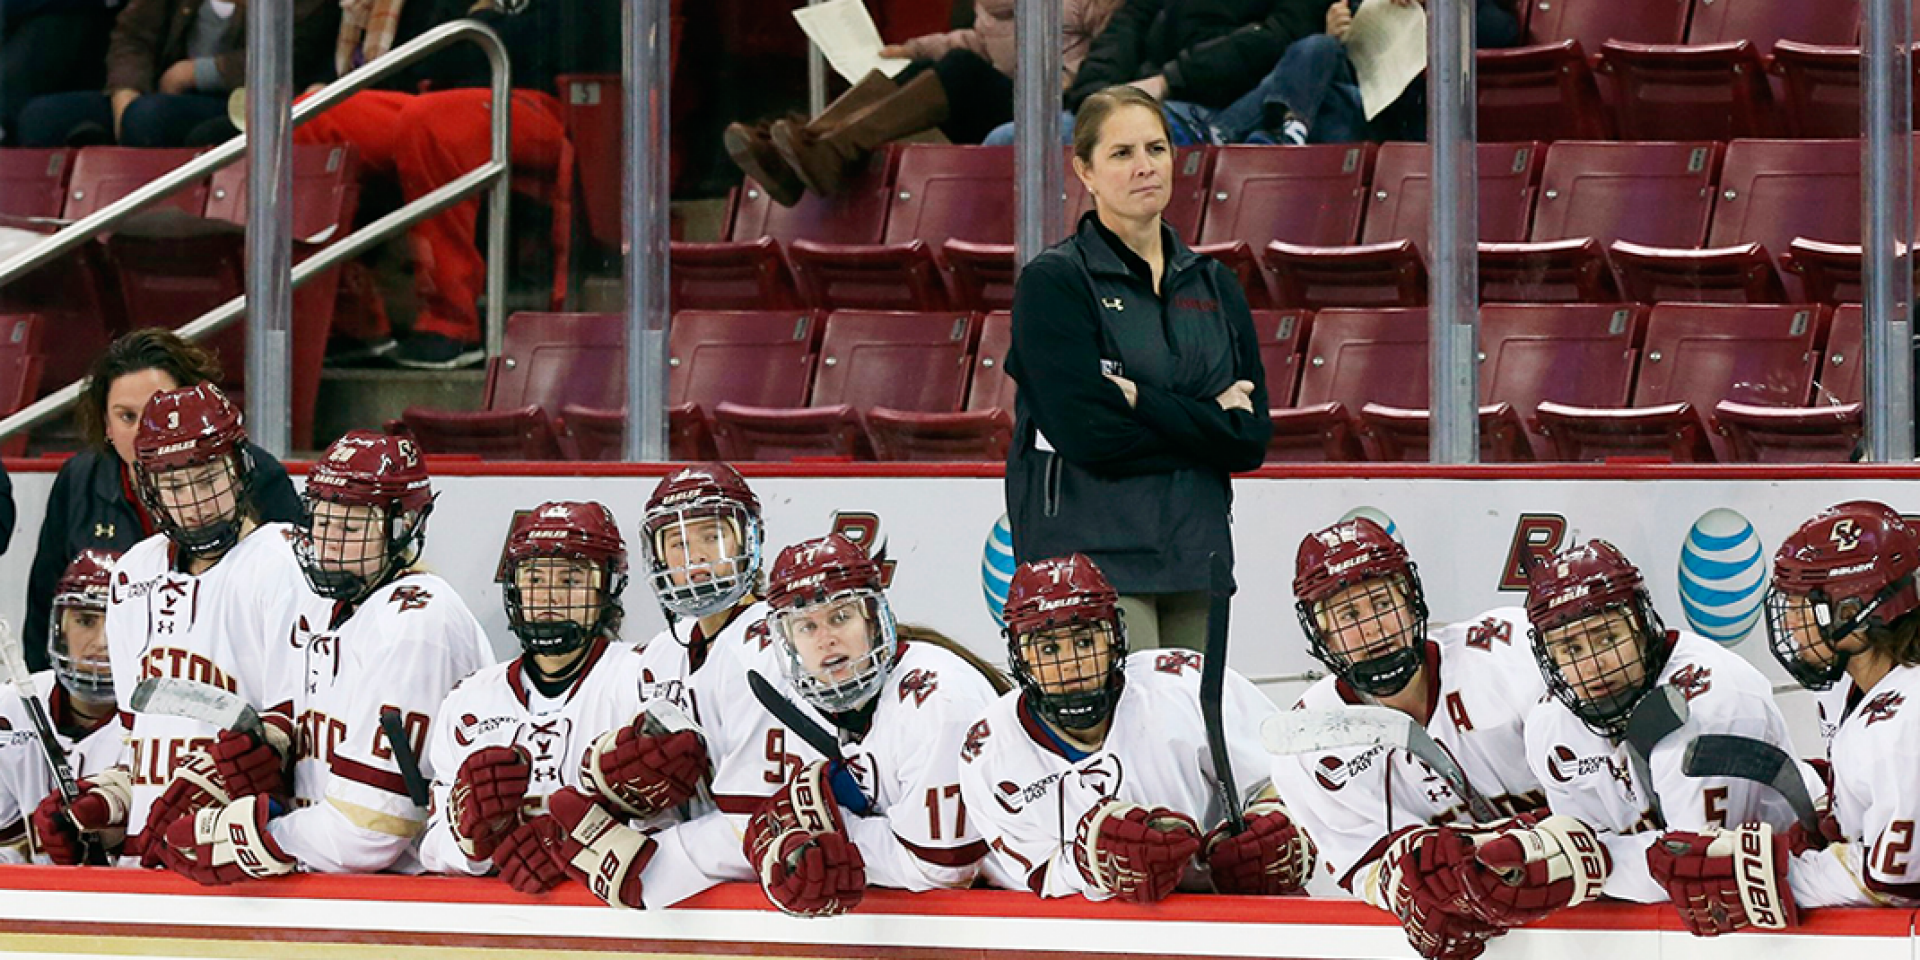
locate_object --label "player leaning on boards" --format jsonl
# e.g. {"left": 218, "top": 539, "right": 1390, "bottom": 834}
{"left": 419, "top": 499, "right": 712, "bottom": 903}
{"left": 0, "top": 551, "right": 125, "bottom": 862}
{"left": 156, "top": 430, "right": 496, "bottom": 882}
{"left": 1267, "top": 517, "right": 1548, "bottom": 960}
{"left": 32, "top": 384, "right": 308, "bottom": 868}
{"left": 1518, "top": 541, "right": 1814, "bottom": 926}
{"left": 1651, "top": 501, "right": 1920, "bottom": 934}
{"left": 958, "top": 555, "right": 1314, "bottom": 903}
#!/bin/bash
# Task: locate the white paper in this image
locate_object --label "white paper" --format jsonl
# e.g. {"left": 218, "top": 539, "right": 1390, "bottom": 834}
{"left": 791, "top": 0, "right": 912, "bottom": 85}
{"left": 1344, "top": 0, "right": 1429, "bottom": 121}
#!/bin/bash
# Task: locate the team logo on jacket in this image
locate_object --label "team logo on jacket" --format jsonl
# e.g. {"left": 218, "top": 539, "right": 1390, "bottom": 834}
{"left": 1863, "top": 691, "right": 1905, "bottom": 726}
{"left": 897, "top": 668, "right": 938, "bottom": 706}
{"left": 1101, "top": 297, "right": 1124, "bottom": 312}
{"left": 1667, "top": 665, "right": 1712, "bottom": 702}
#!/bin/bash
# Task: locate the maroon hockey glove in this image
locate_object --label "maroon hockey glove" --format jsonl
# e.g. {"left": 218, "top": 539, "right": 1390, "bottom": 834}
{"left": 451, "top": 745, "right": 532, "bottom": 861}
{"left": 757, "top": 826, "right": 868, "bottom": 917}
{"left": 493, "top": 814, "right": 567, "bottom": 894}
{"left": 580, "top": 725, "right": 707, "bottom": 820}
{"left": 548, "top": 786, "right": 655, "bottom": 909}
{"left": 743, "top": 760, "right": 849, "bottom": 869}
{"left": 208, "top": 729, "right": 288, "bottom": 801}
{"left": 138, "top": 750, "right": 228, "bottom": 867}
{"left": 1071, "top": 798, "right": 1202, "bottom": 903}
{"left": 1453, "top": 815, "right": 1611, "bottom": 927}
{"left": 1202, "top": 799, "right": 1316, "bottom": 896}
{"left": 1375, "top": 826, "right": 1505, "bottom": 960}
{"left": 29, "top": 770, "right": 129, "bottom": 866}
{"left": 1647, "top": 825, "right": 1798, "bottom": 936}
{"left": 158, "top": 796, "right": 295, "bottom": 885}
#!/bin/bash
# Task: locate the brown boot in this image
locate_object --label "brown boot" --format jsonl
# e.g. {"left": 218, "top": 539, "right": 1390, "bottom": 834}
{"left": 772, "top": 71, "right": 949, "bottom": 197}
{"left": 722, "top": 72, "right": 897, "bottom": 208}
{"left": 725, "top": 120, "right": 805, "bottom": 206}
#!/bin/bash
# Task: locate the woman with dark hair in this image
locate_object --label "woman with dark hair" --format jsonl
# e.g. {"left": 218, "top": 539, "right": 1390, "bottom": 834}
{"left": 22, "top": 328, "right": 299, "bottom": 671}
{"left": 1004, "top": 86, "right": 1270, "bottom": 652}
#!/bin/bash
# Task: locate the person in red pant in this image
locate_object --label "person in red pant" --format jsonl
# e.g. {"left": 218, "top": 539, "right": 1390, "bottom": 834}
{"left": 296, "top": 0, "right": 614, "bottom": 369}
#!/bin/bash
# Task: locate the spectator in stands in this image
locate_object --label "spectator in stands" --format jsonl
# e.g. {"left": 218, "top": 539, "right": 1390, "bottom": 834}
{"left": 22, "top": 329, "right": 299, "bottom": 673}
{"left": 725, "top": 0, "right": 1121, "bottom": 207}
{"left": 1211, "top": 0, "right": 1520, "bottom": 145}
{"left": 984, "top": 0, "right": 1322, "bottom": 146}
{"left": 12, "top": 0, "right": 337, "bottom": 148}
{"left": 292, "top": 0, "right": 616, "bottom": 369}
{"left": 0, "top": 0, "right": 124, "bottom": 145}
{"left": 1004, "top": 87, "right": 1270, "bottom": 651}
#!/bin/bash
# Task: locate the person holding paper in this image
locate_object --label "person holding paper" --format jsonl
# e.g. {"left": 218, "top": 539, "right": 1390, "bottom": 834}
{"left": 1004, "top": 86, "right": 1270, "bottom": 653}
{"left": 725, "top": 0, "right": 1121, "bottom": 206}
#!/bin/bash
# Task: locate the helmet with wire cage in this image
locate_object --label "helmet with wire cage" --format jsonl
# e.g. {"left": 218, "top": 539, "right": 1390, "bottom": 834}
{"left": 502, "top": 500, "right": 629, "bottom": 656}
{"left": 132, "top": 383, "right": 253, "bottom": 558}
{"left": 765, "top": 534, "right": 896, "bottom": 713}
{"left": 640, "top": 462, "right": 763, "bottom": 619}
{"left": 1293, "top": 517, "right": 1428, "bottom": 698}
{"left": 1766, "top": 500, "right": 1920, "bottom": 690}
{"left": 296, "top": 429, "right": 434, "bottom": 603}
{"left": 1525, "top": 539, "right": 1670, "bottom": 738}
{"left": 1002, "top": 554, "right": 1128, "bottom": 732}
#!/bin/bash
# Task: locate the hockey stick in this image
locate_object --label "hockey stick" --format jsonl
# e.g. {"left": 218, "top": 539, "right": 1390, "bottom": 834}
{"left": 1621, "top": 685, "right": 1690, "bottom": 829}
{"left": 747, "top": 670, "right": 844, "bottom": 763}
{"left": 1681, "top": 734, "right": 1821, "bottom": 834}
{"left": 130, "top": 677, "right": 267, "bottom": 741}
{"left": 1201, "top": 553, "right": 1245, "bottom": 833}
{"left": 1246, "top": 670, "right": 1327, "bottom": 687}
{"left": 0, "top": 619, "right": 102, "bottom": 862}
{"left": 1261, "top": 704, "right": 1500, "bottom": 823}
{"left": 378, "top": 708, "right": 430, "bottom": 808}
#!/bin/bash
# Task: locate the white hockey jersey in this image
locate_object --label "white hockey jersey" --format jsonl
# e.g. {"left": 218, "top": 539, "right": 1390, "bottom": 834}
{"left": 418, "top": 633, "right": 688, "bottom": 876}
{"left": 106, "top": 522, "right": 308, "bottom": 845}
{"left": 1789, "top": 663, "right": 1920, "bottom": 908}
{"left": 956, "top": 649, "right": 1278, "bottom": 900}
{"left": 1524, "top": 630, "right": 1817, "bottom": 902}
{"left": 0, "top": 675, "right": 125, "bottom": 863}
{"left": 269, "top": 571, "right": 495, "bottom": 873}
{"left": 678, "top": 630, "right": 1001, "bottom": 907}
{"left": 1269, "top": 609, "right": 1549, "bottom": 899}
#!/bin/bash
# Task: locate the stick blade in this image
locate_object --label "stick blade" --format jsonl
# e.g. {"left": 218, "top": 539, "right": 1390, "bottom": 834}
{"left": 1261, "top": 705, "right": 1417, "bottom": 757}
{"left": 1683, "top": 733, "right": 1791, "bottom": 783}
{"left": 131, "top": 677, "right": 264, "bottom": 738}
{"left": 1624, "top": 685, "right": 1690, "bottom": 758}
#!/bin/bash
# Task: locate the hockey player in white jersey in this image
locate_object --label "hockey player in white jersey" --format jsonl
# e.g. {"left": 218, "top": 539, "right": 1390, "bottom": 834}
{"left": 1651, "top": 501, "right": 1920, "bottom": 934}
{"left": 1, "top": 551, "right": 125, "bottom": 863}
{"left": 32, "top": 384, "right": 303, "bottom": 867}
{"left": 1268, "top": 517, "right": 1549, "bottom": 960}
{"left": 637, "top": 462, "right": 769, "bottom": 672}
{"left": 959, "top": 554, "right": 1312, "bottom": 904}
{"left": 419, "top": 500, "right": 711, "bottom": 902}
{"left": 153, "top": 429, "right": 494, "bottom": 882}
{"left": 1498, "top": 540, "right": 1812, "bottom": 930}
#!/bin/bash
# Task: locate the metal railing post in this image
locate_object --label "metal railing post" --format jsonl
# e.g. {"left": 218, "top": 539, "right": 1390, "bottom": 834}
{"left": 1014, "top": 0, "right": 1063, "bottom": 268}
{"left": 1429, "top": 0, "right": 1479, "bottom": 464}
{"left": 245, "top": 0, "right": 295, "bottom": 455}
{"left": 623, "top": 0, "right": 672, "bottom": 461}
{"left": 1863, "top": 0, "right": 1914, "bottom": 460}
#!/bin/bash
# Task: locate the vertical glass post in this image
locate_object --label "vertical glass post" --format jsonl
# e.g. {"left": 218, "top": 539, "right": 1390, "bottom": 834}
{"left": 245, "top": 0, "right": 294, "bottom": 455}
{"left": 1428, "top": 0, "right": 1478, "bottom": 464}
{"left": 624, "top": 0, "right": 672, "bottom": 461}
{"left": 1014, "top": 0, "right": 1063, "bottom": 267}
{"left": 1863, "top": 0, "right": 1914, "bottom": 460}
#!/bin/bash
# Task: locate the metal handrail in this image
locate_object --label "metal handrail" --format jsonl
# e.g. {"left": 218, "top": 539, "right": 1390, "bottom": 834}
{"left": 0, "top": 19, "right": 512, "bottom": 443}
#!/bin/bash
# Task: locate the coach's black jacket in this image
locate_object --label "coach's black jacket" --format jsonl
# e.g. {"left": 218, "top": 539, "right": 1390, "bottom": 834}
{"left": 1005, "top": 212, "right": 1270, "bottom": 596}
{"left": 23, "top": 443, "right": 300, "bottom": 672}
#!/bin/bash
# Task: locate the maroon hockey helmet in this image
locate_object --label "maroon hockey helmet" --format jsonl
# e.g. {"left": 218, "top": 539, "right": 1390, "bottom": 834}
{"left": 1525, "top": 540, "right": 1669, "bottom": 738}
{"left": 296, "top": 430, "right": 436, "bottom": 603}
{"left": 1293, "top": 518, "right": 1428, "bottom": 698}
{"left": 1767, "top": 501, "right": 1920, "bottom": 690}
{"left": 50, "top": 549, "right": 118, "bottom": 703}
{"left": 640, "top": 462, "right": 764, "bottom": 619}
{"left": 1002, "top": 555, "right": 1129, "bottom": 732}
{"left": 766, "top": 534, "right": 897, "bottom": 712}
{"left": 131, "top": 383, "right": 253, "bottom": 558}
{"left": 502, "top": 500, "right": 630, "bottom": 656}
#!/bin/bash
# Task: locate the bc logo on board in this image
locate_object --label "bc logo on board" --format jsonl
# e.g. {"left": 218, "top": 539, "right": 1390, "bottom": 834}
{"left": 982, "top": 514, "right": 1015, "bottom": 626}
{"left": 1677, "top": 508, "right": 1766, "bottom": 645}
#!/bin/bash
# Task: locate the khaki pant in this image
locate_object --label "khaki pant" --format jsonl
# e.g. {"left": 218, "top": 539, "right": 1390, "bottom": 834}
{"left": 1117, "top": 591, "right": 1210, "bottom": 653}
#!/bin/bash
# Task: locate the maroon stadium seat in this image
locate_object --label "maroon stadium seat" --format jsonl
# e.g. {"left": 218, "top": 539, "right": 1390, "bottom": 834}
{"left": 105, "top": 144, "right": 358, "bottom": 449}
{"left": 1360, "top": 303, "right": 1645, "bottom": 462}
{"left": 1476, "top": 0, "right": 1690, "bottom": 142}
{"left": 656, "top": 309, "right": 819, "bottom": 459}
{"left": 1534, "top": 302, "right": 1825, "bottom": 461}
{"left": 1611, "top": 139, "right": 1859, "bottom": 304}
{"left": 403, "top": 311, "right": 625, "bottom": 460}
{"left": 711, "top": 310, "right": 977, "bottom": 461}
{"left": 942, "top": 239, "right": 1017, "bottom": 312}
{"left": 1481, "top": 140, "right": 1721, "bottom": 303}
{"left": 1716, "top": 302, "right": 1864, "bottom": 461}
{"left": 0, "top": 149, "right": 72, "bottom": 219}
{"left": 1252, "top": 308, "right": 1313, "bottom": 408}
{"left": 1266, "top": 306, "right": 1425, "bottom": 461}
{"left": 1195, "top": 144, "right": 1374, "bottom": 307}
{"left": 669, "top": 148, "right": 896, "bottom": 310}
{"left": 787, "top": 146, "right": 1014, "bottom": 310}
{"left": 1264, "top": 142, "right": 1541, "bottom": 309}
{"left": 867, "top": 310, "right": 1015, "bottom": 461}
{"left": 1767, "top": 41, "right": 1920, "bottom": 139}
{"left": 0, "top": 314, "right": 45, "bottom": 456}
